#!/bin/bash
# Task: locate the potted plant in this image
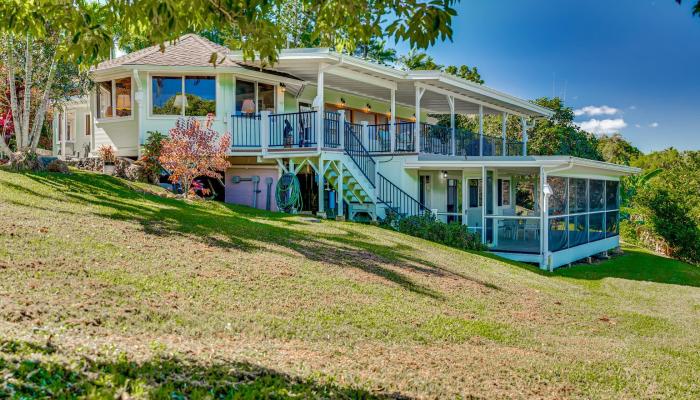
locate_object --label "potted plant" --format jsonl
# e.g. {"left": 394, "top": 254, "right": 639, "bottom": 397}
{"left": 98, "top": 145, "right": 116, "bottom": 175}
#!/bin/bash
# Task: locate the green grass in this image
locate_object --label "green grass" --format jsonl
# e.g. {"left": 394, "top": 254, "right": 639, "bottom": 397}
{"left": 1, "top": 168, "right": 699, "bottom": 399}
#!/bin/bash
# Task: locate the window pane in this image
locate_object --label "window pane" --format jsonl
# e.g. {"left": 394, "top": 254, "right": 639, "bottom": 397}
{"left": 549, "top": 217, "right": 568, "bottom": 252}
{"left": 547, "top": 176, "right": 567, "bottom": 216}
{"left": 606, "top": 211, "right": 619, "bottom": 238}
{"left": 258, "top": 83, "right": 275, "bottom": 112}
{"left": 469, "top": 179, "right": 481, "bottom": 208}
{"left": 185, "top": 76, "right": 216, "bottom": 116}
{"left": 85, "top": 114, "right": 91, "bottom": 136}
{"left": 569, "top": 178, "right": 587, "bottom": 214}
{"left": 236, "top": 80, "right": 256, "bottom": 114}
{"left": 589, "top": 212, "right": 605, "bottom": 241}
{"left": 606, "top": 181, "right": 619, "bottom": 210}
{"left": 568, "top": 214, "right": 588, "bottom": 247}
{"left": 152, "top": 76, "right": 183, "bottom": 115}
{"left": 502, "top": 180, "right": 511, "bottom": 206}
{"left": 589, "top": 180, "right": 605, "bottom": 212}
{"left": 97, "top": 81, "right": 112, "bottom": 118}
{"left": 115, "top": 78, "right": 131, "bottom": 117}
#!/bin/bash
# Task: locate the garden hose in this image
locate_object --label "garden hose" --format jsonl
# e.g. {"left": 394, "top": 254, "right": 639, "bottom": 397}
{"left": 275, "top": 173, "right": 302, "bottom": 213}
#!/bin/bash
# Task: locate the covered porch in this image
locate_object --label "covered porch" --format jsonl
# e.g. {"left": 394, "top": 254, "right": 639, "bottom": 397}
{"left": 404, "top": 157, "right": 639, "bottom": 270}
{"left": 228, "top": 48, "right": 553, "bottom": 157}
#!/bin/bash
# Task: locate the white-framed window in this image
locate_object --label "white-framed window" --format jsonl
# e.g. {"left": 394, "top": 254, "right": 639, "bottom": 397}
{"left": 96, "top": 77, "right": 132, "bottom": 119}
{"left": 235, "top": 79, "right": 276, "bottom": 114}
{"left": 85, "top": 113, "right": 92, "bottom": 136}
{"left": 66, "top": 112, "right": 75, "bottom": 142}
{"left": 151, "top": 75, "right": 217, "bottom": 117}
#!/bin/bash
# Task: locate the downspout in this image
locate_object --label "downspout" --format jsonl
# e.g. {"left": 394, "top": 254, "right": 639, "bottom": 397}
{"left": 541, "top": 160, "right": 575, "bottom": 272}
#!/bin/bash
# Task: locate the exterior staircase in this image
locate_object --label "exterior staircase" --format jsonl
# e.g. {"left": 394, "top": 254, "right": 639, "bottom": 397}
{"left": 334, "top": 122, "right": 428, "bottom": 221}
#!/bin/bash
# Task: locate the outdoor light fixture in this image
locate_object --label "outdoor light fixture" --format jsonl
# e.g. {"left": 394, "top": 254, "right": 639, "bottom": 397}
{"left": 279, "top": 83, "right": 286, "bottom": 92}
{"left": 543, "top": 183, "right": 553, "bottom": 197}
{"left": 410, "top": 113, "right": 416, "bottom": 122}
{"left": 365, "top": 103, "right": 372, "bottom": 112}
{"left": 338, "top": 97, "right": 346, "bottom": 108}
{"left": 442, "top": 170, "right": 448, "bottom": 179}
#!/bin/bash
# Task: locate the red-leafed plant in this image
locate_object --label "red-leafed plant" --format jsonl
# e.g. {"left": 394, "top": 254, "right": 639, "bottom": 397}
{"left": 159, "top": 115, "right": 230, "bottom": 199}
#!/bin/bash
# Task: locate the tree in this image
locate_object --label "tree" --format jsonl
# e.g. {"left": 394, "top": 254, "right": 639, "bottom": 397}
{"left": 676, "top": 0, "right": 700, "bottom": 16}
{"left": 597, "top": 133, "right": 641, "bottom": 165}
{"left": 159, "top": 116, "right": 231, "bottom": 199}
{"left": 0, "top": 34, "right": 90, "bottom": 160}
{"left": 527, "top": 97, "right": 602, "bottom": 160}
{"left": 444, "top": 65, "right": 484, "bottom": 85}
{"left": 0, "top": 0, "right": 458, "bottom": 66}
{"left": 398, "top": 49, "right": 442, "bottom": 70}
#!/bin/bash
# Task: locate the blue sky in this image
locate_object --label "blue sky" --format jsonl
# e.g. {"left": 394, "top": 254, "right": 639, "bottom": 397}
{"left": 394, "top": 0, "right": 700, "bottom": 152}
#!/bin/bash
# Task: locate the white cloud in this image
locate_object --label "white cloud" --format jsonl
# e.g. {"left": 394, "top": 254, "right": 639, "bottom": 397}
{"left": 577, "top": 118, "right": 628, "bottom": 135}
{"left": 629, "top": 105, "right": 637, "bottom": 110}
{"left": 649, "top": 122, "right": 659, "bottom": 128}
{"left": 574, "top": 105, "right": 620, "bottom": 117}
{"left": 635, "top": 124, "right": 641, "bottom": 128}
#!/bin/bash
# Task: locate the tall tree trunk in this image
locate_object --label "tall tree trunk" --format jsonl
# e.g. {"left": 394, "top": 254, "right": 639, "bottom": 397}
{"left": 5, "top": 35, "right": 24, "bottom": 150}
{"left": 22, "top": 34, "right": 32, "bottom": 149}
{"left": 30, "top": 57, "right": 56, "bottom": 150}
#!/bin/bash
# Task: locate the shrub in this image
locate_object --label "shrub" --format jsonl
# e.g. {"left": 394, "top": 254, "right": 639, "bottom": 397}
{"left": 384, "top": 211, "right": 486, "bottom": 252}
{"left": 159, "top": 116, "right": 230, "bottom": 199}
{"left": 140, "top": 131, "right": 167, "bottom": 184}
{"left": 97, "top": 145, "right": 116, "bottom": 164}
{"left": 46, "top": 159, "right": 68, "bottom": 173}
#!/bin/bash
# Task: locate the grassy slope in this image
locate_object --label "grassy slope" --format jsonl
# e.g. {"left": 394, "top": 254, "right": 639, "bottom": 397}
{"left": 1, "top": 168, "right": 699, "bottom": 399}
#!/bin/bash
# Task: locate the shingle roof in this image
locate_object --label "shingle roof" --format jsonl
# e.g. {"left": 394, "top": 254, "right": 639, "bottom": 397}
{"left": 94, "top": 34, "right": 239, "bottom": 71}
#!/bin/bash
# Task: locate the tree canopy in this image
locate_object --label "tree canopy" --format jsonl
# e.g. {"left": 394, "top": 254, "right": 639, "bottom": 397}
{"left": 0, "top": 0, "right": 458, "bottom": 66}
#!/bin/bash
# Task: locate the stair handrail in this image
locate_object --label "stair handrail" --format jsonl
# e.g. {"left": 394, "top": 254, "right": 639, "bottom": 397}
{"left": 343, "top": 122, "right": 376, "bottom": 188}
{"left": 377, "top": 172, "right": 430, "bottom": 218}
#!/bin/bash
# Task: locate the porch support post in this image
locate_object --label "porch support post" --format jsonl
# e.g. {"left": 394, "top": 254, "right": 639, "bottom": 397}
{"left": 447, "top": 95, "right": 455, "bottom": 156}
{"left": 461, "top": 169, "right": 467, "bottom": 226}
{"left": 337, "top": 161, "right": 344, "bottom": 219}
{"left": 318, "top": 157, "right": 325, "bottom": 215}
{"left": 478, "top": 105, "right": 484, "bottom": 156}
{"left": 492, "top": 169, "right": 499, "bottom": 247}
{"left": 317, "top": 65, "right": 325, "bottom": 151}
{"left": 501, "top": 112, "right": 507, "bottom": 156}
{"left": 481, "top": 166, "right": 487, "bottom": 244}
{"left": 390, "top": 88, "right": 396, "bottom": 153}
{"left": 414, "top": 85, "right": 425, "bottom": 153}
{"left": 260, "top": 110, "right": 271, "bottom": 155}
{"left": 539, "top": 166, "right": 548, "bottom": 269}
{"left": 61, "top": 108, "right": 66, "bottom": 158}
{"left": 338, "top": 109, "right": 346, "bottom": 149}
{"left": 361, "top": 121, "right": 369, "bottom": 148}
{"left": 521, "top": 116, "right": 528, "bottom": 156}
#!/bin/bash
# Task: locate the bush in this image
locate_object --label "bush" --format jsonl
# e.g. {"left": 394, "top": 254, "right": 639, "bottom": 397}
{"left": 46, "top": 159, "right": 68, "bottom": 173}
{"left": 140, "top": 131, "right": 167, "bottom": 184}
{"left": 383, "top": 211, "right": 486, "bottom": 252}
{"left": 627, "top": 151, "right": 700, "bottom": 265}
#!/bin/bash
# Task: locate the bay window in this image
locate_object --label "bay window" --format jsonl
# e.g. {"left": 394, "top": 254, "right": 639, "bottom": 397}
{"left": 96, "top": 78, "right": 132, "bottom": 119}
{"left": 152, "top": 75, "right": 216, "bottom": 116}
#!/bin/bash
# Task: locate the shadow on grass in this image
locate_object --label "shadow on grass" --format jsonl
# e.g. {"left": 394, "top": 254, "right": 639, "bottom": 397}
{"left": 553, "top": 246, "right": 700, "bottom": 288}
{"left": 7, "top": 170, "right": 466, "bottom": 299}
{"left": 484, "top": 244, "right": 700, "bottom": 288}
{"left": 0, "top": 338, "right": 409, "bottom": 399}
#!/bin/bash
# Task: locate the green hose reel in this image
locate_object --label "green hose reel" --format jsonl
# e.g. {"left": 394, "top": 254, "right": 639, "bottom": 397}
{"left": 275, "top": 173, "right": 302, "bottom": 213}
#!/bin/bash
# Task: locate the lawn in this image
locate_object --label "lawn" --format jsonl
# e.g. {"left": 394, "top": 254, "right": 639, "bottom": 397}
{"left": 1, "top": 168, "right": 699, "bottom": 399}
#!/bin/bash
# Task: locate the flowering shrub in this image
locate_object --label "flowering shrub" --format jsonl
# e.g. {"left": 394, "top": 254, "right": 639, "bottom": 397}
{"left": 158, "top": 115, "right": 231, "bottom": 198}
{"left": 97, "top": 145, "right": 116, "bottom": 164}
